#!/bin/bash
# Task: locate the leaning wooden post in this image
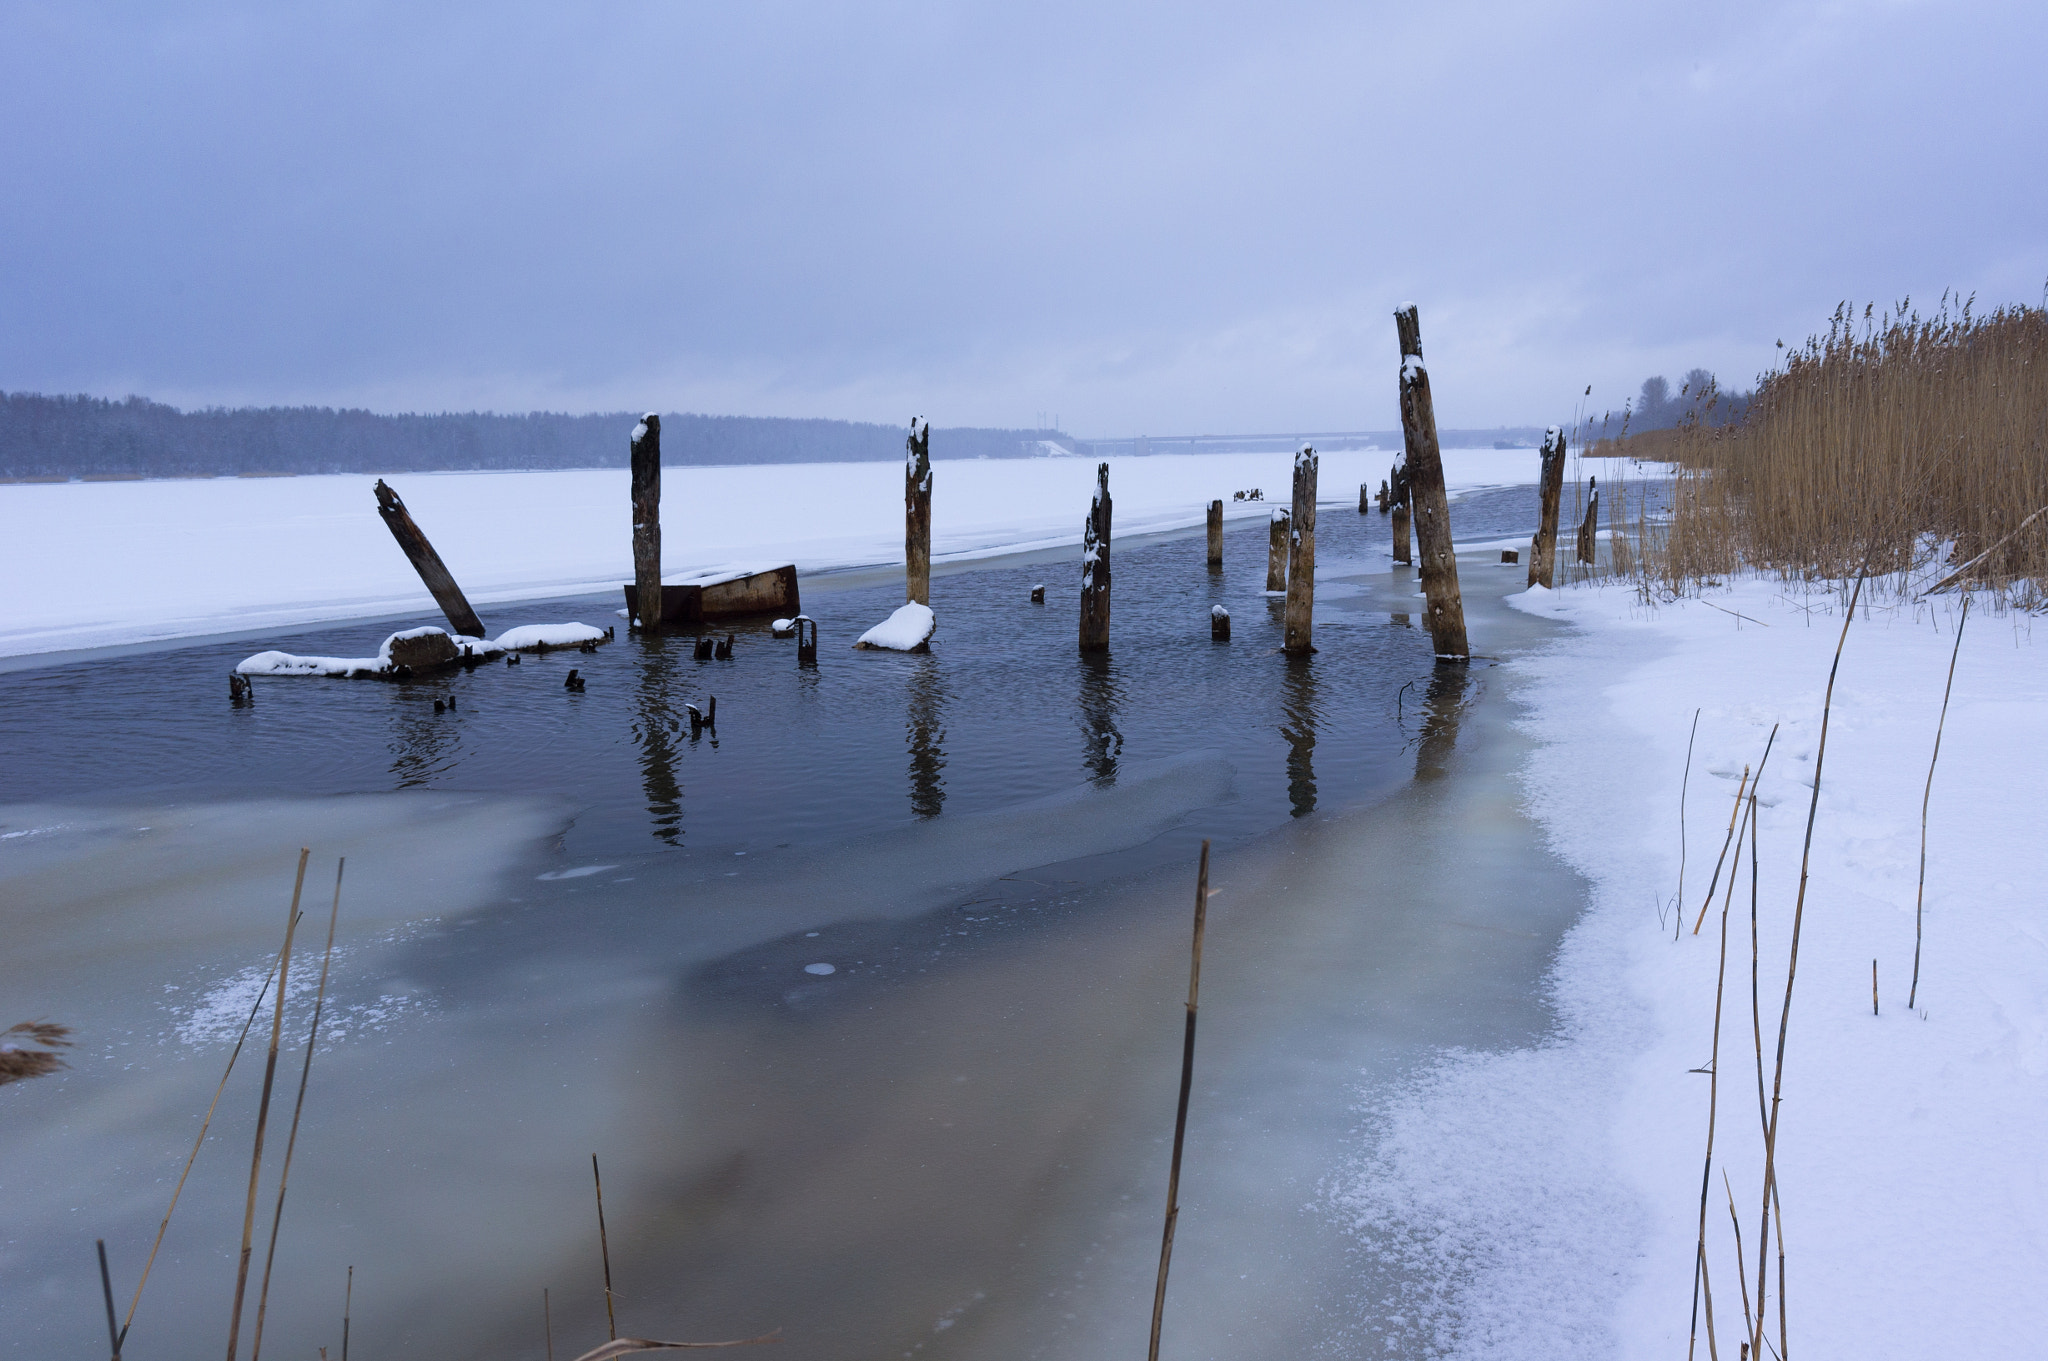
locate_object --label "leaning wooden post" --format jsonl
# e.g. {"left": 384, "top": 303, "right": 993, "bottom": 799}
{"left": 905, "top": 419, "right": 932, "bottom": 604}
{"left": 1266, "top": 509, "right": 1289, "bottom": 591}
{"left": 1079, "top": 462, "right": 1112, "bottom": 652}
{"left": 1394, "top": 304, "right": 1469, "bottom": 660}
{"left": 1283, "top": 444, "right": 1317, "bottom": 654}
{"left": 372, "top": 480, "right": 486, "bottom": 638}
{"left": 1205, "top": 499, "right": 1223, "bottom": 567}
{"left": 630, "top": 413, "right": 663, "bottom": 630}
{"left": 1528, "top": 425, "right": 1567, "bottom": 588}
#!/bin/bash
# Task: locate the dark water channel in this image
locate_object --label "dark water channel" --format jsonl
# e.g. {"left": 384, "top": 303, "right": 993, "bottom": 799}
{"left": 1, "top": 482, "right": 1608, "bottom": 1360}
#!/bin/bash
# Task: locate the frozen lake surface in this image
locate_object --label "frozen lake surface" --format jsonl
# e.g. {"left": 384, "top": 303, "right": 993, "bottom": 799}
{"left": 1, "top": 482, "right": 1609, "bottom": 1358}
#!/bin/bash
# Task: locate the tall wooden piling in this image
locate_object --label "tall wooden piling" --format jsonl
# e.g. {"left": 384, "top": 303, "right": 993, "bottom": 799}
{"left": 1394, "top": 305, "right": 1469, "bottom": 660}
{"left": 1266, "top": 510, "right": 1289, "bottom": 592}
{"left": 1206, "top": 499, "right": 1223, "bottom": 567}
{"left": 905, "top": 420, "right": 932, "bottom": 604}
{"left": 1390, "top": 461, "right": 1412, "bottom": 563}
{"left": 1528, "top": 425, "right": 1567, "bottom": 588}
{"left": 1079, "top": 463, "right": 1112, "bottom": 652}
{"left": 1284, "top": 445, "right": 1317, "bottom": 654}
{"left": 372, "top": 480, "right": 486, "bottom": 639}
{"left": 630, "top": 413, "right": 663, "bottom": 630}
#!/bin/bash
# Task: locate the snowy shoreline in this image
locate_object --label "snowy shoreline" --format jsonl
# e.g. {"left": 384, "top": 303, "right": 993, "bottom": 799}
{"left": 0, "top": 449, "right": 1544, "bottom": 660}
{"left": 1337, "top": 576, "right": 2047, "bottom": 1356}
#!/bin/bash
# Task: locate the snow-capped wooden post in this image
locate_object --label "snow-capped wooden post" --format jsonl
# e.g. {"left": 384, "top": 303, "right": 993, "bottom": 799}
{"left": 1206, "top": 499, "right": 1223, "bottom": 567}
{"left": 1528, "top": 425, "right": 1567, "bottom": 588}
{"left": 1284, "top": 444, "right": 1317, "bottom": 654}
{"left": 905, "top": 419, "right": 932, "bottom": 605}
{"left": 1394, "top": 305, "right": 1469, "bottom": 660}
{"left": 630, "top": 413, "right": 663, "bottom": 630}
{"left": 1576, "top": 476, "right": 1600, "bottom": 566}
{"left": 1079, "top": 462, "right": 1112, "bottom": 652}
{"left": 1266, "top": 510, "right": 1289, "bottom": 591}
{"left": 372, "top": 479, "right": 486, "bottom": 639}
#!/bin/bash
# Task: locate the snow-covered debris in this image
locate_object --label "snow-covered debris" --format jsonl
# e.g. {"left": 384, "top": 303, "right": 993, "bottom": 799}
{"left": 490, "top": 622, "right": 606, "bottom": 651}
{"left": 854, "top": 602, "right": 936, "bottom": 652}
{"left": 238, "top": 621, "right": 606, "bottom": 676}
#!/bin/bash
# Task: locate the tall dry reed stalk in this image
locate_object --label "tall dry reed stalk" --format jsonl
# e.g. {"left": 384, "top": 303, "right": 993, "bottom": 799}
{"left": 1651, "top": 299, "right": 2048, "bottom": 597}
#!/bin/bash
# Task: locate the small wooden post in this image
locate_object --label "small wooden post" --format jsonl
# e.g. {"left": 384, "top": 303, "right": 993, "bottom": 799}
{"left": 1205, "top": 499, "right": 1223, "bottom": 567}
{"left": 905, "top": 419, "right": 932, "bottom": 605}
{"left": 1394, "top": 305, "right": 1469, "bottom": 660}
{"left": 630, "top": 414, "right": 663, "bottom": 630}
{"left": 1576, "top": 476, "right": 1600, "bottom": 565}
{"left": 1391, "top": 501, "right": 1411, "bottom": 565}
{"left": 372, "top": 480, "right": 486, "bottom": 638}
{"left": 1358, "top": 482, "right": 1370, "bottom": 514}
{"left": 1079, "top": 463, "right": 1112, "bottom": 652}
{"left": 1528, "top": 425, "right": 1567, "bottom": 588}
{"left": 1284, "top": 444, "right": 1317, "bottom": 655}
{"left": 1266, "top": 509, "right": 1289, "bottom": 591}
{"left": 1210, "top": 606, "right": 1230, "bottom": 641}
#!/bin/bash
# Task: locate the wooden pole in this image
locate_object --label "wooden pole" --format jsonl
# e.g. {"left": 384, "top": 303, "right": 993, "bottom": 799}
{"left": 1266, "top": 509, "right": 1289, "bottom": 592}
{"left": 1147, "top": 840, "right": 1210, "bottom": 1361}
{"left": 905, "top": 420, "right": 932, "bottom": 604}
{"left": 1390, "top": 462, "right": 1411, "bottom": 563}
{"left": 1358, "top": 482, "right": 1369, "bottom": 514}
{"left": 630, "top": 414, "right": 663, "bottom": 630}
{"left": 1205, "top": 499, "right": 1223, "bottom": 567}
{"left": 1528, "top": 425, "right": 1567, "bottom": 588}
{"left": 1394, "top": 305, "right": 1469, "bottom": 659}
{"left": 371, "top": 481, "right": 485, "bottom": 638}
{"left": 1284, "top": 445, "right": 1317, "bottom": 655}
{"left": 1576, "top": 477, "right": 1600, "bottom": 565}
{"left": 1079, "top": 463, "right": 1112, "bottom": 652}
{"left": 225, "top": 849, "right": 309, "bottom": 1361}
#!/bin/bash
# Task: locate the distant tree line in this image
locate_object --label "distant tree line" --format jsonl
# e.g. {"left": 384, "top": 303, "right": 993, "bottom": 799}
{"left": 0, "top": 392, "right": 1073, "bottom": 479}
{"left": 1572, "top": 369, "right": 1754, "bottom": 446}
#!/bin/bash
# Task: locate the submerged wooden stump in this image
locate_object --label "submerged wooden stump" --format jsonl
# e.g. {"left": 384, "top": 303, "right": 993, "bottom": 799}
{"left": 905, "top": 420, "right": 932, "bottom": 605}
{"left": 1079, "top": 463, "right": 1112, "bottom": 652}
{"left": 1284, "top": 445, "right": 1317, "bottom": 655}
{"left": 630, "top": 414, "right": 663, "bottom": 630}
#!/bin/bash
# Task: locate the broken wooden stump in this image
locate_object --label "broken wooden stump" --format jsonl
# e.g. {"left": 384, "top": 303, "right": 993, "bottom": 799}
{"left": 1206, "top": 499, "right": 1223, "bottom": 567}
{"left": 1576, "top": 476, "right": 1600, "bottom": 565}
{"left": 229, "top": 674, "right": 254, "bottom": 705}
{"left": 1284, "top": 444, "right": 1317, "bottom": 655}
{"left": 1394, "top": 304, "right": 1469, "bottom": 660}
{"left": 794, "top": 616, "right": 818, "bottom": 666}
{"left": 1079, "top": 463, "right": 1112, "bottom": 652}
{"left": 1266, "top": 509, "right": 1290, "bottom": 592}
{"left": 621, "top": 565, "right": 799, "bottom": 627}
{"left": 1030, "top": 583, "right": 1046, "bottom": 604}
{"left": 372, "top": 480, "right": 486, "bottom": 639}
{"left": 905, "top": 419, "right": 932, "bottom": 605}
{"left": 1359, "top": 483, "right": 1370, "bottom": 514}
{"left": 1211, "top": 606, "right": 1230, "bottom": 642}
{"left": 1501, "top": 548, "right": 1519, "bottom": 564}
{"left": 1528, "top": 425, "right": 1567, "bottom": 588}
{"left": 630, "top": 414, "right": 663, "bottom": 632}
{"left": 693, "top": 637, "right": 714, "bottom": 660}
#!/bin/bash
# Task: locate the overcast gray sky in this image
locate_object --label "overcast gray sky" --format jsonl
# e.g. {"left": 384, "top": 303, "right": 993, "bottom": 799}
{"left": 3, "top": 1, "right": 2042, "bottom": 434}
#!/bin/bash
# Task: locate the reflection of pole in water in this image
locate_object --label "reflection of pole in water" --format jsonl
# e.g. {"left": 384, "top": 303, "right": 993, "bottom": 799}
{"left": 906, "top": 659, "right": 947, "bottom": 819}
{"left": 1280, "top": 654, "right": 1318, "bottom": 816}
{"left": 1415, "top": 665, "right": 1471, "bottom": 781}
{"left": 386, "top": 689, "right": 459, "bottom": 787}
{"left": 1076, "top": 653, "right": 1124, "bottom": 785}
{"left": 635, "top": 642, "right": 684, "bottom": 844}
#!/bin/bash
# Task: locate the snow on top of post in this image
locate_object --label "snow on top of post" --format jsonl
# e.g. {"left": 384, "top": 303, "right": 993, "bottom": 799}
{"left": 1211, "top": 605, "right": 1229, "bottom": 619}
{"left": 631, "top": 419, "right": 650, "bottom": 444}
{"left": 1294, "top": 442, "right": 1317, "bottom": 470}
{"left": 1271, "top": 507, "right": 1290, "bottom": 523}
{"left": 855, "top": 601, "right": 936, "bottom": 651}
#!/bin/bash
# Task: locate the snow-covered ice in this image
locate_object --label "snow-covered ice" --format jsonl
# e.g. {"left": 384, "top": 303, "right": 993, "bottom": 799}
{"left": 0, "top": 449, "right": 1539, "bottom": 657}
{"left": 1335, "top": 576, "right": 2048, "bottom": 1357}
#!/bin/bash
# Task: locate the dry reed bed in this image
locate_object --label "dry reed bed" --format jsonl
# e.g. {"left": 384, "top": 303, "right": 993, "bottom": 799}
{"left": 1642, "top": 299, "right": 2048, "bottom": 599}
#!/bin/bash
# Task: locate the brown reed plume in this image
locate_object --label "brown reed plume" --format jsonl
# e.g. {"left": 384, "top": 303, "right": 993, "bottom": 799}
{"left": 1651, "top": 299, "right": 2048, "bottom": 597}
{"left": 0, "top": 1020, "right": 72, "bottom": 1085}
